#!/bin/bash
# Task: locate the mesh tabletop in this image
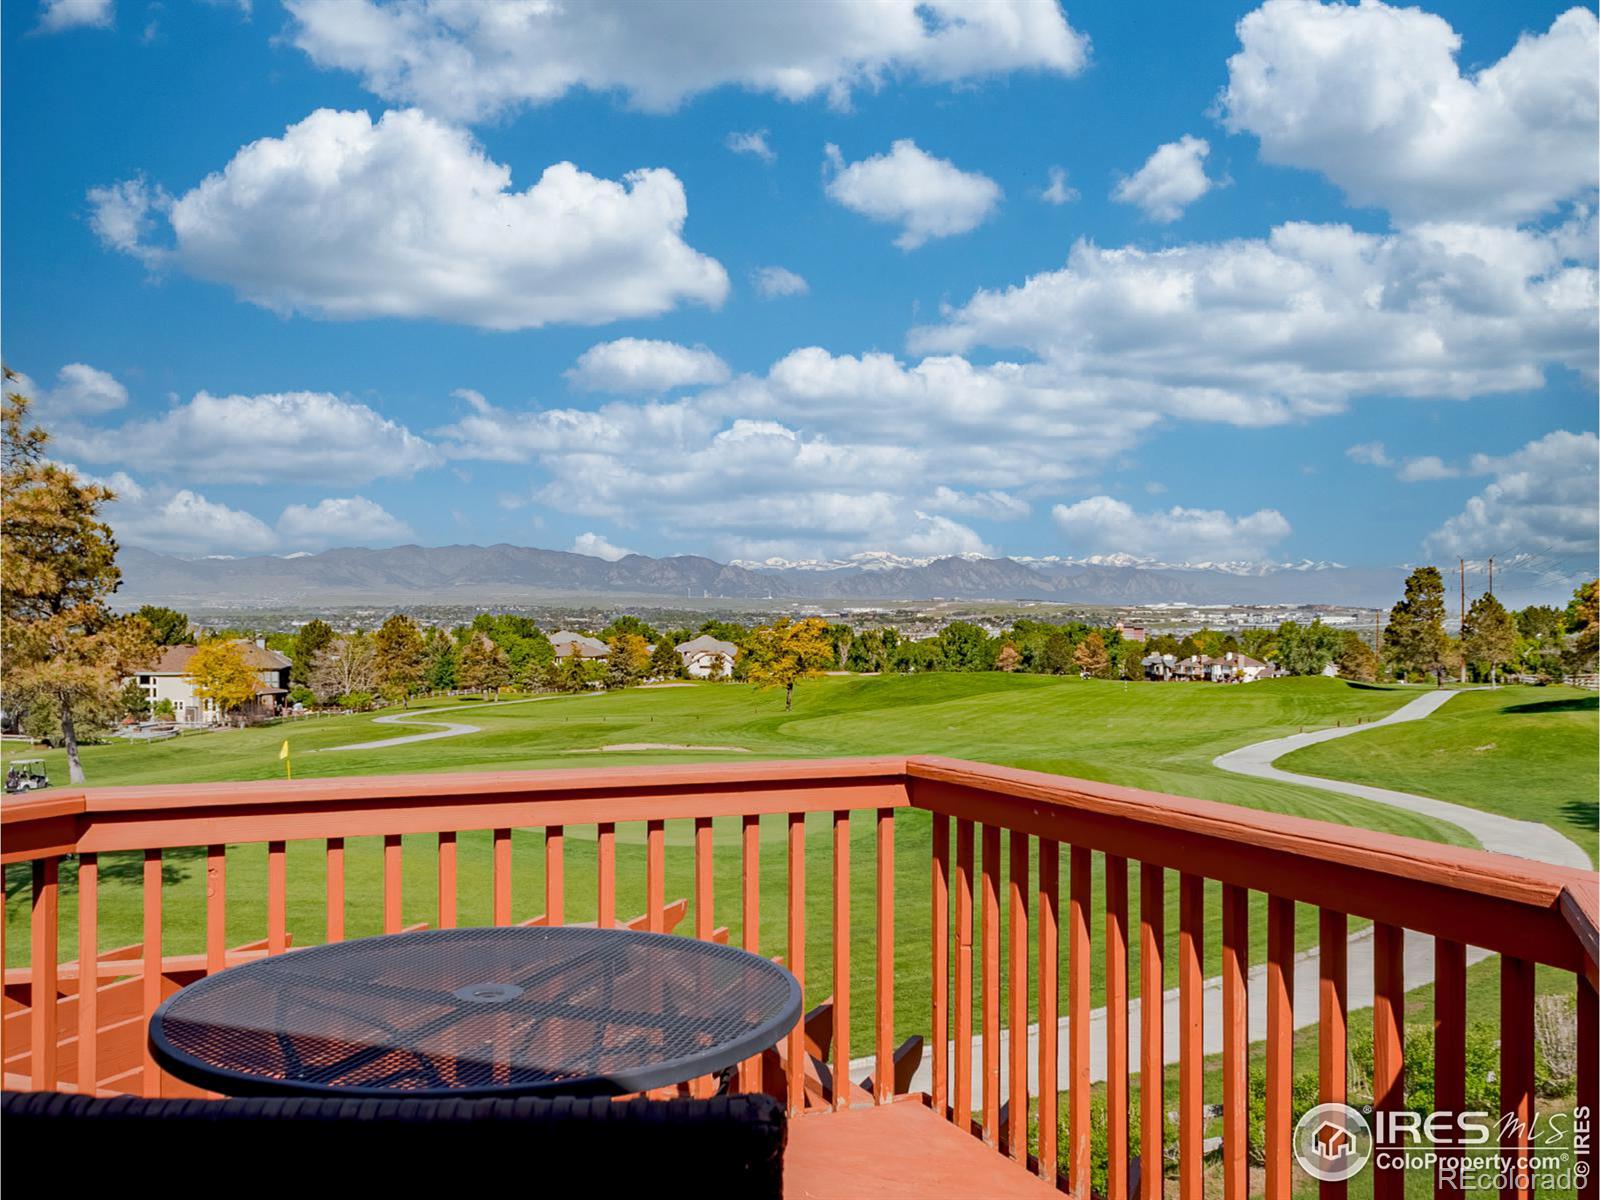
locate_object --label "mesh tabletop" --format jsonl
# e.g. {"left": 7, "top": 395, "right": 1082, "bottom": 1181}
{"left": 149, "top": 927, "right": 802, "bottom": 1099}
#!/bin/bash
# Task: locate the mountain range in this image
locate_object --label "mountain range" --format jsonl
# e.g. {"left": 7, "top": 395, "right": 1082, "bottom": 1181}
{"left": 113, "top": 544, "right": 1577, "bottom": 610}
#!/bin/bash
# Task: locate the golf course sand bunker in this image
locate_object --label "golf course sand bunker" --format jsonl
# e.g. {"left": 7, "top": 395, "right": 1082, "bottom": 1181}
{"left": 565, "top": 743, "right": 753, "bottom": 754}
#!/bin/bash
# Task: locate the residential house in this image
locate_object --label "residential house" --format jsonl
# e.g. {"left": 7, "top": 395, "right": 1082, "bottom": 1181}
{"left": 1171, "top": 652, "right": 1278, "bottom": 683}
{"left": 675, "top": 634, "right": 738, "bottom": 679}
{"left": 549, "top": 631, "right": 609, "bottom": 661}
{"left": 1141, "top": 652, "right": 1177, "bottom": 681}
{"left": 128, "top": 640, "right": 292, "bottom": 724}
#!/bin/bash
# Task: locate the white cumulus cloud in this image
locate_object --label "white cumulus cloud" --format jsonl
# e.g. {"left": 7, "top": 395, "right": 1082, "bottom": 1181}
{"left": 1052, "top": 495, "right": 1293, "bottom": 561}
{"left": 824, "top": 140, "right": 1001, "bottom": 250}
{"left": 1425, "top": 430, "right": 1598, "bottom": 558}
{"left": 54, "top": 389, "right": 438, "bottom": 485}
{"left": 752, "top": 266, "right": 809, "bottom": 298}
{"left": 1112, "top": 135, "right": 1216, "bottom": 223}
{"left": 38, "top": 0, "right": 113, "bottom": 33}
{"left": 914, "top": 218, "right": 1597, "bottom": 423}
{"left": 10, "top": 363, "right": 129, "bottom": 420}
{"left": 285, "top": 0, "right": 1088, "bottom": 122}
{"left": 571, "top": 532, "right": 636, "bottom": 562}
{"left": 89, "top": 108, "right": 728, "bottom": 330}
{"left": 725, "top": 130, "right": 775, "bottom": 163}
{"left": 1220, "top": 1, "right": 1599, "bottom": 224}
{"left": 277, "top": 496, "right": 413, "bottom": 547}
{"left": 566, "top": 339, "right": 730, "bottom": 393}
{"left": 1040, "top": 166, "right": 1078, "bottom": 205}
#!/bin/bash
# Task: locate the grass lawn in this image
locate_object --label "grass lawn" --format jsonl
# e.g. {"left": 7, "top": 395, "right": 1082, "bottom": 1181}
{"left": 1280, "top": 687, "right": 1598, "bottom": 866}
{"left": 4, "top": 674, "right": 1589, "bottom": 1059}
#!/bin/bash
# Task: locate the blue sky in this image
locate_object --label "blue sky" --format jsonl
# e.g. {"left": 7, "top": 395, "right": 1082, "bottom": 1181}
{"left": 3, "top": 0, "right": 1595, "bottom": 576}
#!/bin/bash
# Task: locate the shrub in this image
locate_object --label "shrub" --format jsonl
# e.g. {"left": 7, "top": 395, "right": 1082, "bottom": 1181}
{"left": 1247, "top": 1064, "right": 1321, "bottom": 1165}
{"left": 1534, "top": 995, "right": 1577, "bottom": 1099}
{"left": 1348, "top": 1021, "right": 1499, "bottom": 1116}
{"left": 287, "top": 685, "right": 316, "bottom": 709}
{"left": 336, "top": 690, "right": 375, "bottom": 710}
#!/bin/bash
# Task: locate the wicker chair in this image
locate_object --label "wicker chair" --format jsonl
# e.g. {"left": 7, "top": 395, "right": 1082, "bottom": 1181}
{"left": 1, "top": 1091, "right": 787, "bottom": 1195}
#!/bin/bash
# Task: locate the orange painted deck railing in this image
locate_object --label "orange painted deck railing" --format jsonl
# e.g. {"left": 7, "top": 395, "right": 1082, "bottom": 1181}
{"left": 3, "top": 757, "right": 1595, "bottom": 1200}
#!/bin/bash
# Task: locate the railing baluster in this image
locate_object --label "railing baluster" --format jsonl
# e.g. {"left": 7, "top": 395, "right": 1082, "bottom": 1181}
{"left": 932, "top": 815, "right": 950, "bottom": 1119}
{"left": 383, "top": 834, "right": 402, "bottom": 933}
{"left": 646, "top": 820, "right": 665, "bottom": 933}
{"left": 1578, "top": 975, "right": 1597, "bottom": 1200}
{"left": 1106, "top": 854, "right": 1129, "bottom": 1198}
{"left": 595, "top": 823, "right": 615, "bottom": 929}
{"left": 1140, "top": 863, "right": 1165, "bottom": 1200}
{"left": 1070, "top": 846, "right": 1092, "bottom": 1200}
{"left": 325, "top": 838, "right": 344, "bottom": 943}
{"left": 833, "top": 810, "right": 851, "bottom": 1111}
{"left": 267, "top": 841, "right": 287, "bottom": 955}
{"left": 787, "top": 812, "right": 806, "bottom": 1116}
{"left": 30, "top": 857, "right": 59, "bottom": 1092}
{"left": 544, "top": 825, "right": 564, "bottom": 927}
{"left": 1006, "top": 830, "right": 1028, "bottom": 1155}
{"left": 694, "top": 817, "right": 713, "bottom": 939}
{"left": 1038, "top": 839, "right": 1060, "bottom": 1185}
{"left": 1373, "top": 922, "right": 1406, "bottom": 1200}
{"left": 1320, "top": 909, "right": 1349, "bottom": 1200}
{"left": 1500, "top": 957, "right": 1534, "bottom": 1200}
{"left": 1179, "top": 872, "right": 1204, "bottom": 1200}
{"left": 741, "top": 813, "right": 762, "bottom": 1093}
{"left": 78, "top": 853, "right": 98, "bottom": 1094}
{"left": 437, "top": 831, "right": 457, "bottom": 929}
{"left": 876, "top": 808, "right": 896, "bottom": 1105}
{"left": 206, "top": 844, "right": 227, "bottom": 971}
{"left": 980, "top": 823, "right": 1001, "bottom": 1145}
{"left": 1434, "top": 938, "right": 1467, "bottom": 1200}
{"left": 1266, "top": 895, "right": 1295, "bottom": 1200}
{"left": 1222, "top": 883, "right": 1248, "bottom": 1200}
{"left": 955, "top": 820, "right": 975, "bottom": 1129}
{"left": 491, "top": 829, "right": 512, "bottom": 926}
{"left": 1222, "top": 884, "right": 1249, "bottom": 1200}
{"left": 142, "top": 849, "right": 162, "bottom": 1095}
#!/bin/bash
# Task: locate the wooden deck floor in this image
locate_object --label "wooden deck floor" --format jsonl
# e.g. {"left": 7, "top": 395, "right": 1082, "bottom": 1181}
{"left": 785, "top": 1100, "right": 1060, "bottom": 1199}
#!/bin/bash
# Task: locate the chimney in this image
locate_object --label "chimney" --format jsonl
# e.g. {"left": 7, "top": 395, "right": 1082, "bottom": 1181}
{"left": 255, "top": 637, "right": 266, "bottom": 649}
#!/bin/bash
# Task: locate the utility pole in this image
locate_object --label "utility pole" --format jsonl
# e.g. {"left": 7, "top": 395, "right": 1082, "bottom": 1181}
{"left": 1374, "top": 606, "right": 1383, "bottom": 681}
{"left": 1459, "top": 557, "right": 1467, "bottom": 683}
{"left": 1487, "top": 556, "right": 1494, "bottom": 597}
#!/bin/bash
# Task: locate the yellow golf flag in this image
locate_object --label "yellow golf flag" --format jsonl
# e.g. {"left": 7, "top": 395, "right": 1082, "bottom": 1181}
{"left": 279, "top": 740, "right": 289, "bottom": 760}
{"left": 279, "top": 739, "right": 291, "bottom": 780}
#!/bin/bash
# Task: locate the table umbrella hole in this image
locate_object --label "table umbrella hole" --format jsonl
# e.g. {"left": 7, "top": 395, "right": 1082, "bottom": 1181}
{"left": 452, "top": 983, "right": 524, "bottom": 1004}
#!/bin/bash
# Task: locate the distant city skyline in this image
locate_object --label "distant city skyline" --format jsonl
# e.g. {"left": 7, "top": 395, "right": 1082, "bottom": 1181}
{"left": 3, "top": 0, "right": 1595, "bottom": 575}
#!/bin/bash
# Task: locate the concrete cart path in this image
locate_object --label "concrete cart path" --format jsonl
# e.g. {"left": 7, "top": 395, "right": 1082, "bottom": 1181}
{"left": 318, "top": 693, "right": 593, "bottom": 753}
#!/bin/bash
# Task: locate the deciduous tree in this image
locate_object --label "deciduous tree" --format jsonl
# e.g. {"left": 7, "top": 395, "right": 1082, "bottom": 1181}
{"left": 649, "top": 636, "right": 682, "bottom": 679}
{"left": 1073, "top": 630, "right": 1111, "bottom": 678}
{"left": 1334, "top": 632, "right": 1379, "bottom": 682}
{"left": 374, "top": 614, "right": 426, "bottom": 707}
{"left": 458, "top": 634, "right": 511, "bottom": 698}
{"left": 606, "top": 632, "right": 651, "bottom": 688}
{"left": 2, "top": 381, "right": 155, "bottom": 781}
{"left": 746, "top": 617, "right": 833, "bottom": 710}
{"left": 310, "top": 632, "right": 376, "bottom": 703}
{"left": 185, "top": 639, "right": 258, "bottom": 725}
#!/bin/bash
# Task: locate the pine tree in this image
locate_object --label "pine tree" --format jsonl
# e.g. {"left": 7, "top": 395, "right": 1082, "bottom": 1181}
{"left": 374, "top": 614, "right": 426, "bottom": 707}
{"left": 1384, "top": 567, "right": 1450, "bottom": 684}
{"left": 1461, "top": 592, "right": 1517, "bottom": 686}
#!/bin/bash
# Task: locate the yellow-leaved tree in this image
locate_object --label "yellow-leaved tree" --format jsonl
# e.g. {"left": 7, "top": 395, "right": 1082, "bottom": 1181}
{"left": 185, "top": 639, "right": 258, "bottom": 726}
{"left": 2, "top": 374, "right": 154, "bottom": 782}
{"left": 745, "top": 617, "right": 832, "bottom": 711}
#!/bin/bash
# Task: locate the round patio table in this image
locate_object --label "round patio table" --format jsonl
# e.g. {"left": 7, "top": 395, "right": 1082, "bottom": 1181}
{"left": 149, "top": 926, "right": 802, "bottom": 1099}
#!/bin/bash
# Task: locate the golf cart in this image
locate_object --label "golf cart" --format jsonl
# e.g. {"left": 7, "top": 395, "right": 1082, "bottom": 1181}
{"left": 5, "top": 760, "right": 49, "bottom": 794}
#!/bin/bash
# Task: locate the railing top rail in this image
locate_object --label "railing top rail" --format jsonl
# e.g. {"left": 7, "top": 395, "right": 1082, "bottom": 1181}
{"left": 906, "top": 755, "right": 1594, "bottom": 910}
{"left": 3, "top": 756, "right": 911, "bottom": 819}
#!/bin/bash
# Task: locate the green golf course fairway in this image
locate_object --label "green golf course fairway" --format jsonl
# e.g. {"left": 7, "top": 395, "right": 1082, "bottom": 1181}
{"left": 4, "top": 674, "right": 1592, "bottom": 1052}
{"left": 1281, "top": 685, "right": 1599, "bottom": 865}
